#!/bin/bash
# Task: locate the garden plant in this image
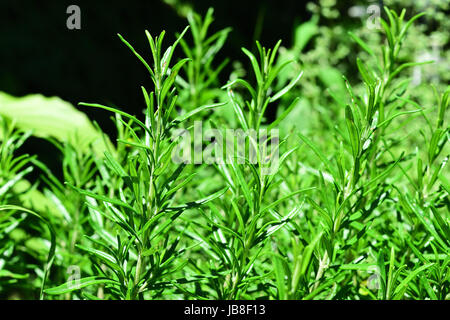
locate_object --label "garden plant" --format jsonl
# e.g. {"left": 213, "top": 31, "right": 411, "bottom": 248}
{"left": 0, "top": 2, "right": 448, "bottom": 300}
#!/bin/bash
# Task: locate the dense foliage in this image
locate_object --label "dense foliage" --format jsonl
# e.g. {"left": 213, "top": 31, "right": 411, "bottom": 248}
{"left": 0, "top": 2, "right": 448, "bottom": 300}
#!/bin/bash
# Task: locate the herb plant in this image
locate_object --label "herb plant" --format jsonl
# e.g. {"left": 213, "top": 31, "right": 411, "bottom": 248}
{"left": 0, "top": 5, "right": 448, "bottom": 300}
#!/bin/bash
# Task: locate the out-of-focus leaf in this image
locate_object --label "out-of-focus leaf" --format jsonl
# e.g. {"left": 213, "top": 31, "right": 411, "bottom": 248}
{"left": 0, "top": 92, "right": 111, "bottom": 155}
{"left": 44, "top": 276, "right": 119, "bottom": 295}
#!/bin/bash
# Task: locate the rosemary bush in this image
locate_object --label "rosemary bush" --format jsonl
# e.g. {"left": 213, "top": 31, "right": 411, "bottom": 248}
{"left": 0, "top": 6, "right": 448, "bottom": 300}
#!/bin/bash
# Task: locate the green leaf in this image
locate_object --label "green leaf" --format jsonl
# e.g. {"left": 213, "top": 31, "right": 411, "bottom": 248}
{"left": 0, "top": 205, "right": 56, "bottom": 299}
{"left": 356, "top": 58, "right": 374, "bottom": 85}
{"left": 78, "top": 102, "right": 149, "bottom": 137}
{"left": 393, "top": 263, "right": 434, "bottom": 299}
{"left": 298, "top": 132, "right": 336, "bottom": 178}
{"left": 67, "top": 183, "right": 138, "bottom": 214}
{"left": 165, "top": 187, "right": 228, "bottom": 212}
{"left": 348, "top": 31, "right": 376, "bottom": 58}
{"left": 222, "top": 79, "right": 257, "bottom": 102}
{"left": 0, "top": 92, "right": 110, "bottom": 155}
{"left": 227, "top": 89, "right": 249, "bottom": 131}
{"left": 300, "top": 231, "right": 323, "bottom": 276}
{"left": 242, "top": 47, "right": 263, "bottom": 85}
{"left": 104, "top": 151, "right": 128, "bottom": 178}
{"left": 44, "top": 277, "right": 118, "bottom": 295}
{"left": 117, "top": 33, "right": 155, "bottom": 81}
{"left": 271, "top": 253, "right": 288, "bottom": 299}
{"left": 260, "top": 188, "right": 314, "bottom": 215}
{"left": 0, "top": 166, "right": 33, "bottom": 197}
{"left": 175, "top": 102, "right": 226, "bottom": 123}
{"left": 345, "top": 105, "right": 360, "bottom": 159}
{"left": 270, "top": 71, "right": 303, "bottom": 102}
{"left": 0, "top": 270, "right": 29, "bottom": 280}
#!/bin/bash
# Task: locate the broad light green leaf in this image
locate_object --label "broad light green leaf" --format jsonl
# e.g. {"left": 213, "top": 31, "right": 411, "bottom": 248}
{"left": 0, "top": 92, "right": 111, "bottom": 155}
